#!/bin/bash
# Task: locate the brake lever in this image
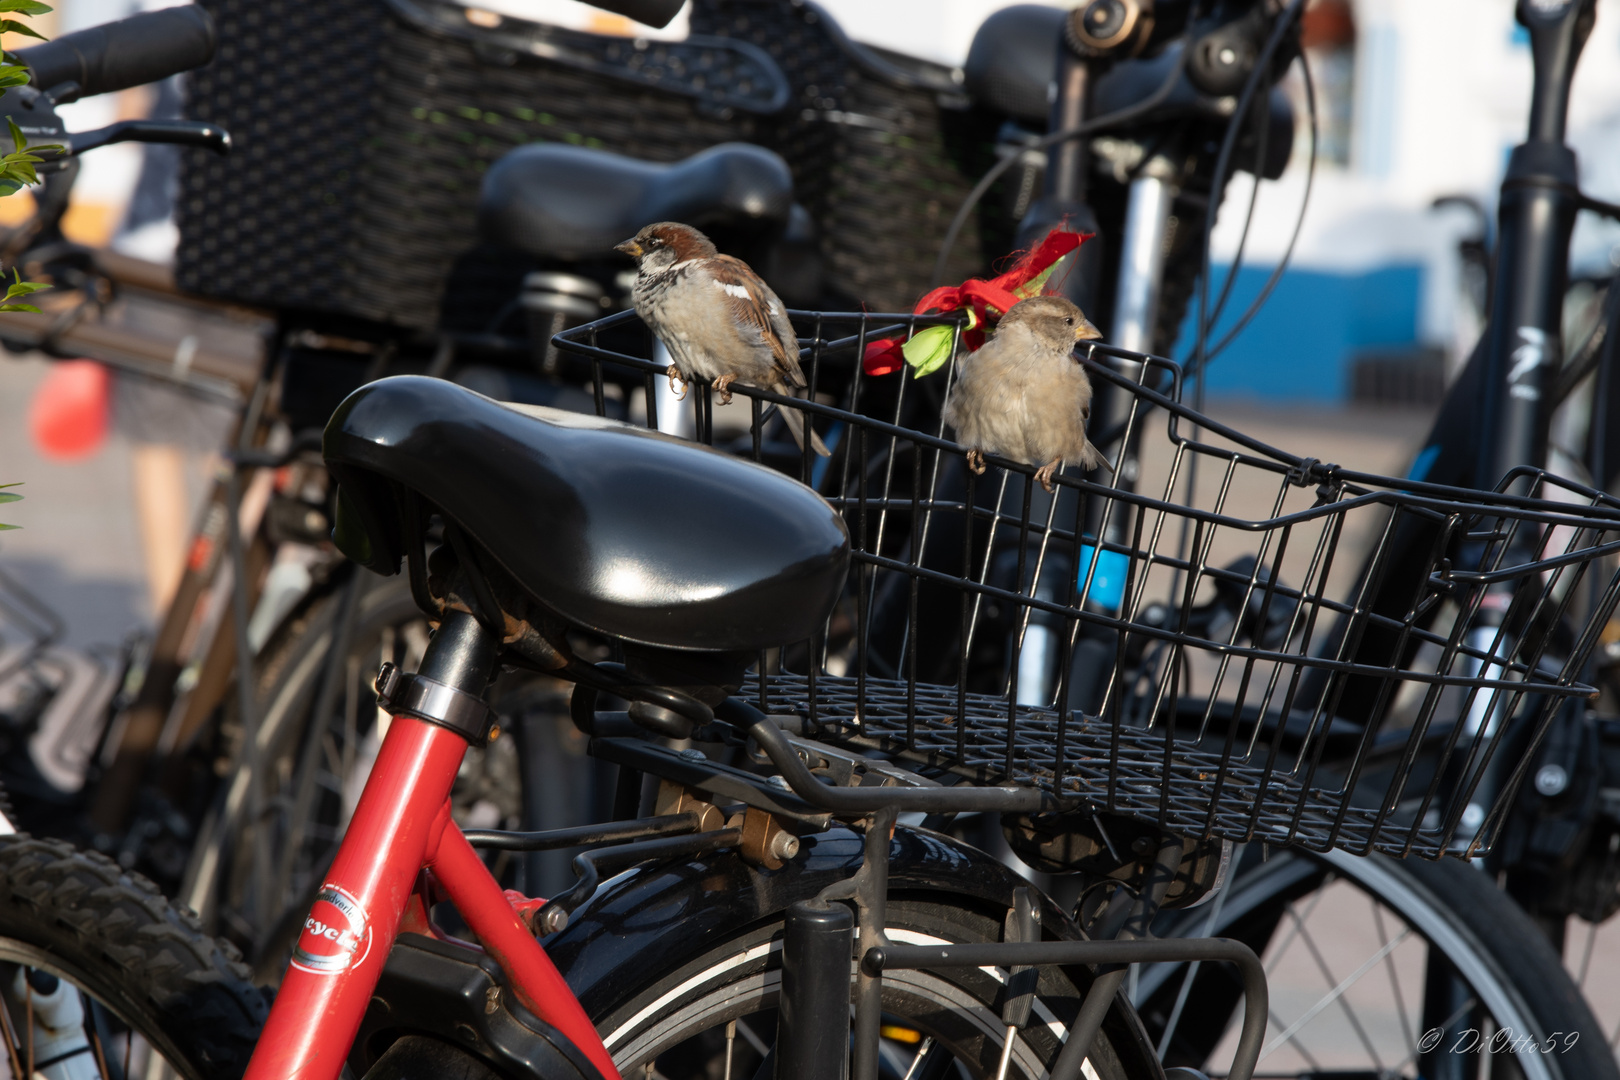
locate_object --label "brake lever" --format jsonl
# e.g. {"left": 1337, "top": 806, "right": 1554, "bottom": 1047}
{"left": 66, "top": 119, "right": 230, "bottom": 157}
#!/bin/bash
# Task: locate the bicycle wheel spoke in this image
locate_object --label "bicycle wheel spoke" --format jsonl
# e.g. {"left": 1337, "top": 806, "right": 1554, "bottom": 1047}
{"left": 0, "top": 975, "right": 25, "bottom": 1080}
{"left": 735, "top": 1018, "right": 769, "bottom": 1058}
{"left": 1395, "top": 992, "right": 1480, "bottom": 1075}
{"left": 1370, "top": 900, "right": 1416, "bottom": 1057}
{"left": 25, "top": 973, "right": 35, "bottom": 1078}
{"left": 1261, "top": 905, "right": 1409, "bottom": 1069}
{"left": 83, "top": 992, "right": 118, "bottom": 1080}
{"left": 907, "top": 1037, "right": 959, "bottom": 1080}
{"left": 1264, "top": 1003, "right": 1324, "bottom": 1073}
{"left": 1576, "top": 917, "right": 1597, "bottom": 989}
{"left": 1264, "top": 877, "right": 1333, "bottom": 976}
{"left": 1155, "top": 854, "right": 1237, "bottom": 1060}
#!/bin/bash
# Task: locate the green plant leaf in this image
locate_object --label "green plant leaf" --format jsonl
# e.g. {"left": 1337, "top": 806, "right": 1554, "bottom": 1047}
{"left": 0, "top": 482, "right": 20, "bottom": 529}
{"left": 0, "top": 2, "right": 52, "bottom": 334}
{"left": 901, "top": 324, "right": 957, "bottom": 378}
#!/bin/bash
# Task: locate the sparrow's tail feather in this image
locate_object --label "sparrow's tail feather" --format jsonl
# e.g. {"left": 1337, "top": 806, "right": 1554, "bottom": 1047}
{"left": 1080, "top": 440, "right": 1113, "bottom": 473}
{"left": 780, "top": 405, "right": 832, "bottom": 457}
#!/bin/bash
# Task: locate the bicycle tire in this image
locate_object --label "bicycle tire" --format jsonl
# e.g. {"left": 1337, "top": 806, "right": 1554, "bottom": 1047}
{"left": 591, "top": 896, "right": 1150, "bottom": 1079}
{"left": 0, "top": 834, "right": 266, "bottom": 1080}
{"left": 1144, "top": 847, "right": 1618, "bottom": 1080}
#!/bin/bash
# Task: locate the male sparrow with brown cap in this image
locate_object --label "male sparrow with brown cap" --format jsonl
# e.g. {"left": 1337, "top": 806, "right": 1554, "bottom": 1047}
{"left": 616, "top": 221, "right": 829, "bottom": 456}
{"left": 941, "top": 294, "right": 1108, "bottom": 493}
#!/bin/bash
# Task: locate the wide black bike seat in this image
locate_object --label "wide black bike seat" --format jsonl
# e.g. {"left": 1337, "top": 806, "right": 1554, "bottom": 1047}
{"left": 478, "top": 142, "right": 794, "bottom": 260}
{"left": 323, "top": 376, "right": 849, "bottom": 653}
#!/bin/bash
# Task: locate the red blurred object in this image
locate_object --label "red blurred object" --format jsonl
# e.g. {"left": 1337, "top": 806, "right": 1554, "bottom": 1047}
{"left": 28, "top": 360, "right": 110, "bottom": 460}
{"left": 862, "top": 229, "right": 1091, "bottom": 375}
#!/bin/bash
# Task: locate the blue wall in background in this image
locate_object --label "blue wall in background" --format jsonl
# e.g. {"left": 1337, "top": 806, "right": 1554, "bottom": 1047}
{"left": 1173, "top": 264, "right": 1424, "bottom": 402}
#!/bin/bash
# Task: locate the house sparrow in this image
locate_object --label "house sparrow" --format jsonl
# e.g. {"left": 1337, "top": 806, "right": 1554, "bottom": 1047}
{"left": 941, "top": 295, "right": 1108, "bottom": 493}
{"left": 615, "top": 222, "right": 830, "bottom": 456}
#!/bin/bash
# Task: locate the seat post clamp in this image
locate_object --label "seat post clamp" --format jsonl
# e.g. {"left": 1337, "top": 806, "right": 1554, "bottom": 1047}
{"left": 374, "top": 661, "right": 497, "bottom": 744}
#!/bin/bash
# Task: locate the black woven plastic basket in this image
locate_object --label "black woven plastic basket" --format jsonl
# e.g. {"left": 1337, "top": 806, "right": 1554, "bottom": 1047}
{"left": 556, "top": 309, "right": 1620, "bottom": 860}
{"left": 175, "top": 0, "right": 788, "bottom": 330}
{"left": 690, "top": 0, "right": 1014, "bottom": 312}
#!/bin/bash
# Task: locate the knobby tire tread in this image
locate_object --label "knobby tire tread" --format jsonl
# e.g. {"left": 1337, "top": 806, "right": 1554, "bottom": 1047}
{"left": 0, "top": 834, "right": 266, "bottom": 1079}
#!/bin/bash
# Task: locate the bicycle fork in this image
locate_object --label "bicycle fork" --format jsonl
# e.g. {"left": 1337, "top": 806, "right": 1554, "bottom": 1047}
{"left": 242, "top": 610, "right": 621, "bottom": 1080}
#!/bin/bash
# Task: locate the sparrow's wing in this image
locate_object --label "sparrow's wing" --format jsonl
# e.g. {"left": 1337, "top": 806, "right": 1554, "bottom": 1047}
{"left": 709, "top": 255, "right": 806, "bottom": 388}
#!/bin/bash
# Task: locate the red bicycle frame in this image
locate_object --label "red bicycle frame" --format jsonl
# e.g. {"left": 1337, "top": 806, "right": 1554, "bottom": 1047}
{"left": 241, "top": 706, "right": 622, "bottom": 1080}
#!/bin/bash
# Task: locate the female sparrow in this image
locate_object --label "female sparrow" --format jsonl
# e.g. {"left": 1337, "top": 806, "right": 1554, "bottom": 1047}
{"left": 941, "top": 294, "right": 1108, "bottom": 493}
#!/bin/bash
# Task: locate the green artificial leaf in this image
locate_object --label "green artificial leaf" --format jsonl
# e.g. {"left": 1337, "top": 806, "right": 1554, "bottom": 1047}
{"left": 7, "top": 117, "right": 22, "bottom": 154}
{"left": 0, "top": 19, "right": 43, "bottom": 39}
{"left": 0, "top": 1, "right": 53, "bottom": 16}
{"left": 901, "top": 324, "right": 957, "bottom": 378}
{"left": 0, "top": 69, "right": 28, "bottom": 89}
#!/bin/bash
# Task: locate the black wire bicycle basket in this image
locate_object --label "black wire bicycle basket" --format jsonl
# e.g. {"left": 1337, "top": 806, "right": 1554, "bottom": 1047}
{"left": 555, "top": 310, "right": 1620, "bottom": 860}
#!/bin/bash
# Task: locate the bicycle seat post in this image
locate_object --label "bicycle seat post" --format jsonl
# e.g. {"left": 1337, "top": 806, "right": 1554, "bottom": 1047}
{"left": 244, "top": 608, "right": 505, "bottom": 1080}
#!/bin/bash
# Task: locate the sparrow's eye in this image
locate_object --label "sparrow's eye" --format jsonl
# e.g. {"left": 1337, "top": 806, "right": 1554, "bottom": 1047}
{"left": 1064, "top": 316, "right": 1074, "bottom": 326}
{"left": 1082, "top": 406, "right": 1090, "bottom": 420}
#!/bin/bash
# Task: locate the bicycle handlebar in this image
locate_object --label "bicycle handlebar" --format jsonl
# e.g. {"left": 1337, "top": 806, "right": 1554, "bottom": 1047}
{"left": 16, "top": 6, "right": 215, "bottom": 101}
{"left": 69, "top": 118, "right": 229, "bottom": 157}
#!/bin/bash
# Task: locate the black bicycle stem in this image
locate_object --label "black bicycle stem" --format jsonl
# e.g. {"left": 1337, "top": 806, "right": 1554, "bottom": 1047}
{"left": 1476, "top": 0, "right": 1596, "bottom": 490}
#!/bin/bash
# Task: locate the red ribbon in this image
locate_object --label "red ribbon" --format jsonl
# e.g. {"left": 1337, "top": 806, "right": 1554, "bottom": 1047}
{"left": 862, "top": 228, "right": 1091, "bottom": 375}
{"left": 863, "top": 337, "right": 906, "bottom": 377}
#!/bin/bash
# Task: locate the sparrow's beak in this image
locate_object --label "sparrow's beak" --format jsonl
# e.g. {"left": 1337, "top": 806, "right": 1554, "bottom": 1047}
{"left": 615, "top": 239, "right": 643, "bottom": 258}
{"left": 1075, "top": 317, "right": 1103, "bottom": 342}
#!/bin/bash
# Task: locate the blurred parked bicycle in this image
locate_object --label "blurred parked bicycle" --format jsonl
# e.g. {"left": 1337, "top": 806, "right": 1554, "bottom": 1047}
{"left": 3, "top": 3, "right": 1620, "bottom": 1079}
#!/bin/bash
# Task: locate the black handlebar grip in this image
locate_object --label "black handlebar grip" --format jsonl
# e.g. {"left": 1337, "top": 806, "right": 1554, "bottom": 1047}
{"left": 16, "top": 6, "right": 215, "bottom": 99}
{"left": 582, "top": 0, "right": 685, "bottom": 29}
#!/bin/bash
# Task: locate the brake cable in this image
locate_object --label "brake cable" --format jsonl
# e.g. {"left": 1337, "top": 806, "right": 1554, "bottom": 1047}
{"left": 928, "top": 42, "right": 1193, "bottom": 290}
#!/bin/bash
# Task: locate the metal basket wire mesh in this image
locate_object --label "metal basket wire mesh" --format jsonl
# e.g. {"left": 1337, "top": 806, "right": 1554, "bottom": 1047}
{"left": 554, "top": 310, "right": 1620, "bottom": 859}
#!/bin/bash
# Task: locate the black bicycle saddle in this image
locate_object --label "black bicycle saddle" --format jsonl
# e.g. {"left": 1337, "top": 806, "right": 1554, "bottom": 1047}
{"left": 964, "top": 6, "right": 1294, "bottom": 179}
{"left": 323, "top": 376, "right": 849, "bottom": 653}
{"left": 478, "top": 141, "right": 794, "bottom": 260}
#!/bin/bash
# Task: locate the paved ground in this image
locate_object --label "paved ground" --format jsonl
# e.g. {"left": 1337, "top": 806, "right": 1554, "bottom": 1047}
{"left": 0, "top": 352, "right": 151, "bottom": 650}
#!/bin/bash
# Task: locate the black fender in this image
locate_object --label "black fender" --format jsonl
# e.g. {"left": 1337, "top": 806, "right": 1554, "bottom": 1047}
{"left": 546, "top": 824, "right": 1162, "bottom": 1076}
